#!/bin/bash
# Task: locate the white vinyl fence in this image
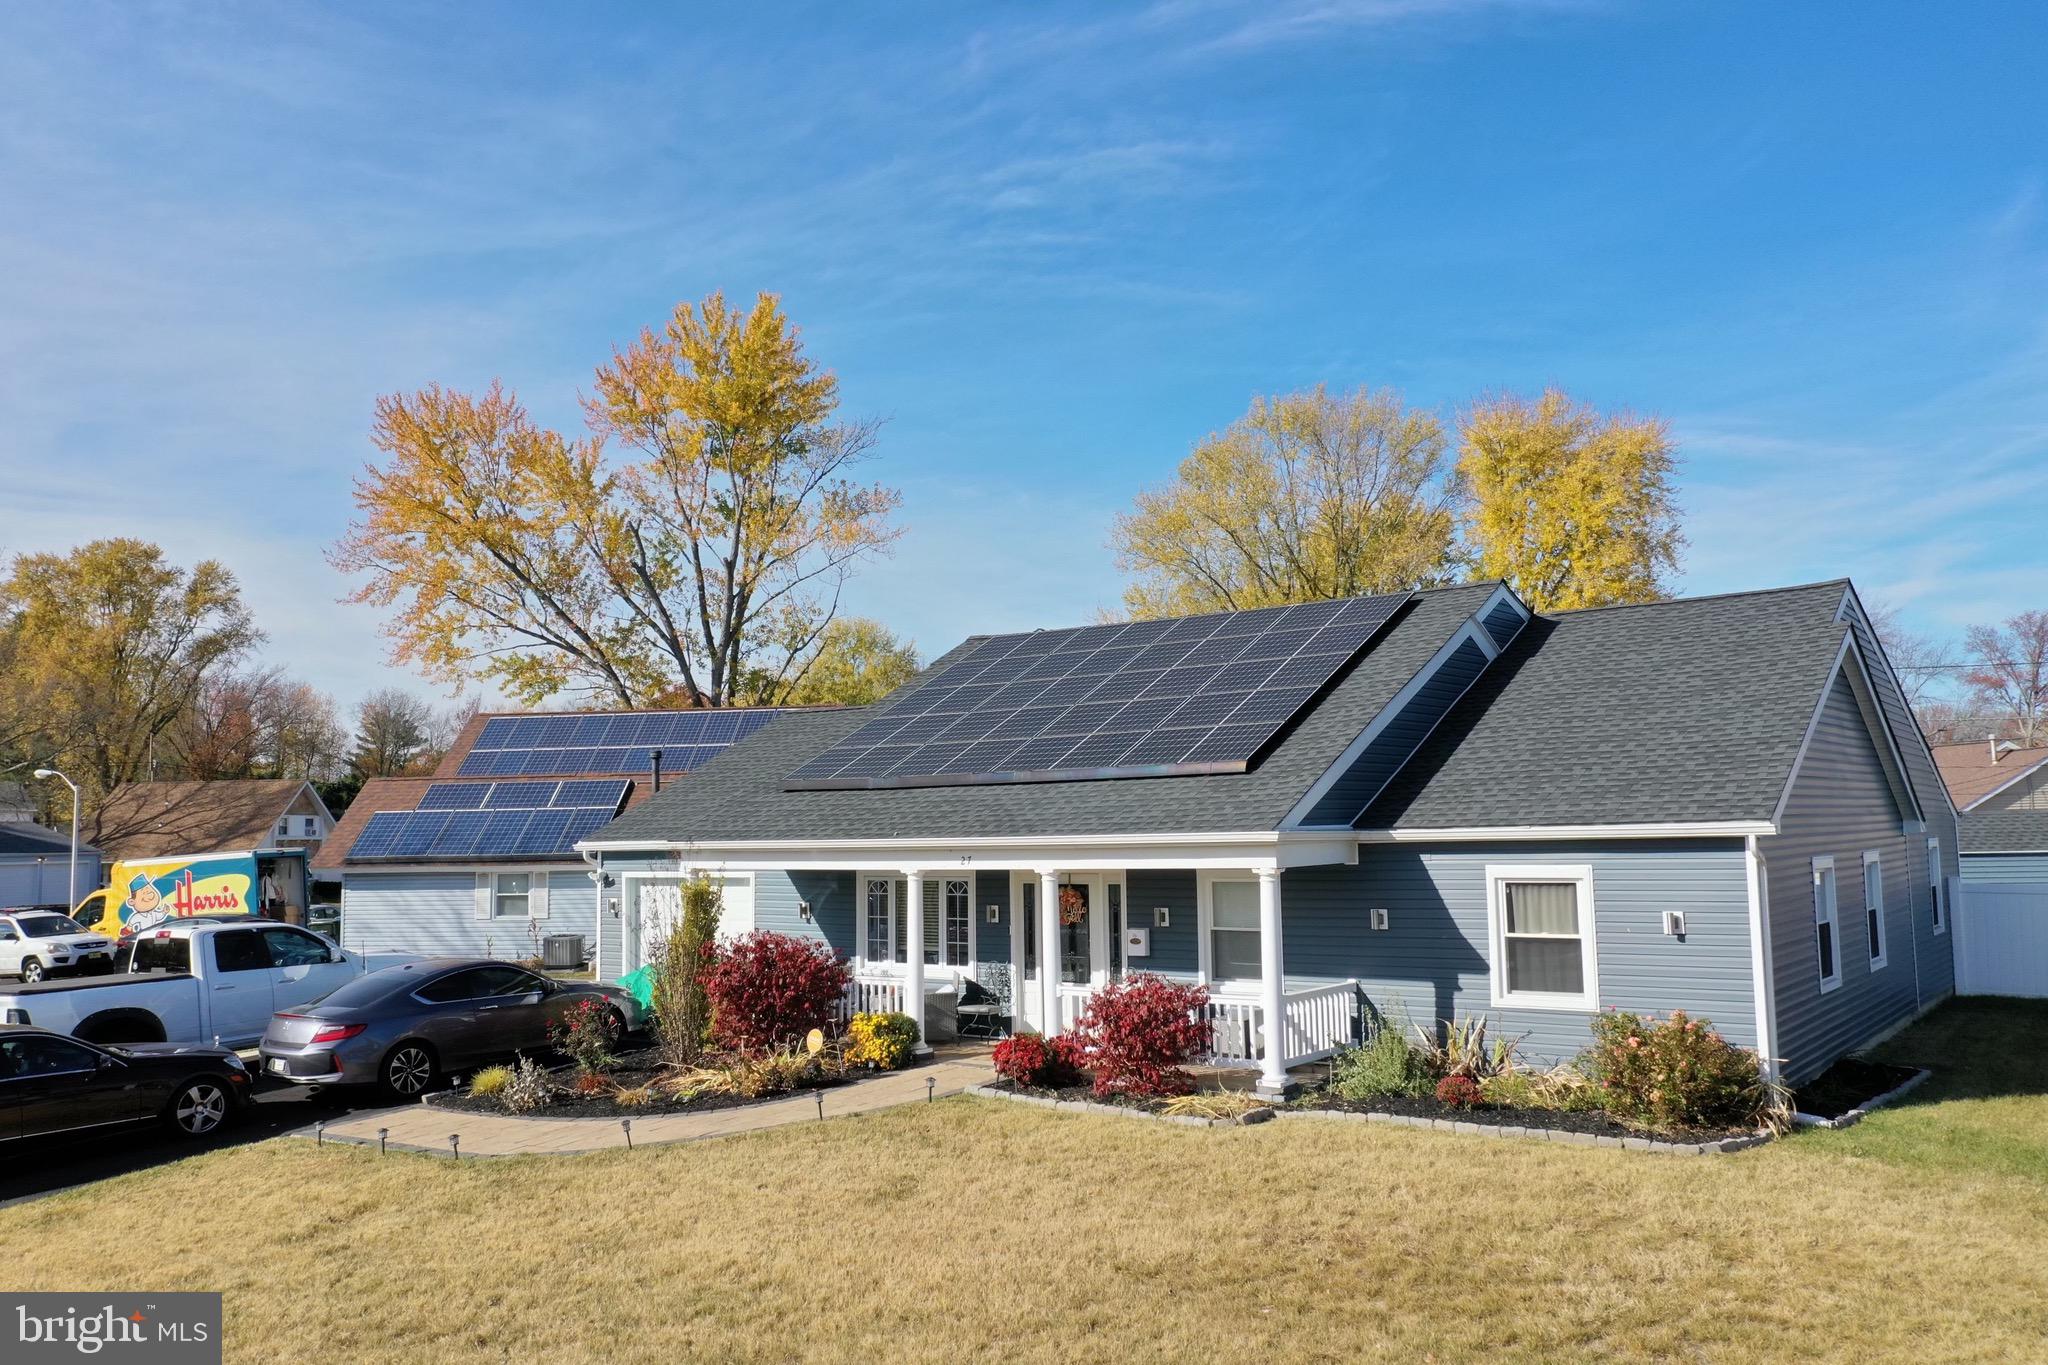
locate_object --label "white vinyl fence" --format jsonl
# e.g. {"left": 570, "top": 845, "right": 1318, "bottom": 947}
{"left": 1955, "top": 881, "right": 2048, "bottom": 998}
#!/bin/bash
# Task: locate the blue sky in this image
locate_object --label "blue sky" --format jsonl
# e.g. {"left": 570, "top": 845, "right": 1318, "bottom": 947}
{"left": 3, "top": 1, "right": 2044, "bottom": 712}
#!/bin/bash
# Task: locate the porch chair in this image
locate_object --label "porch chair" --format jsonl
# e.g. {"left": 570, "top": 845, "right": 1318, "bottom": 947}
{"left": 956, "top": 974, "right": 1008, "bottom": 1039}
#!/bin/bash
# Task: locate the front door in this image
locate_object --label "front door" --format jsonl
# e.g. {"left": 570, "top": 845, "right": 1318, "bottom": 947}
{"left": 1014, "top": 873, "right": 1123, "bottom": 1032}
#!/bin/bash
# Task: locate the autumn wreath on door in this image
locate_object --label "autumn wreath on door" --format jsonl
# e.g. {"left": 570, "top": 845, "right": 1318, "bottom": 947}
{"left": 1058, "top": 886, "right": 1087, "bottom": 926}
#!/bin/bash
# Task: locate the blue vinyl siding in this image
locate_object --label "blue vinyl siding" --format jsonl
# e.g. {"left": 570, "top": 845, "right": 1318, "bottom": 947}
{"left": 1281, "top": 839, "right": 1754, "bottom": 1067}
{"left": 975, "top": 869, "right": 1010, "bottom": 970}
{"left": 1482, "top": 598, "right": 1526, "bottom": 649}
{"left": 1299, "top": 638, "right": 1491, "bottom": 827}
{"left": 1760, "top": 670, "right": 1938, "bottom": 1084}
{"left": 1125, "top": 869, "right": 1199, "bottom": 977}
{"left": 1961, "top": 852, "right": 2048, "bottom": 884}
{"left": 339, "top": 867, "right": 596, "bottom": 962}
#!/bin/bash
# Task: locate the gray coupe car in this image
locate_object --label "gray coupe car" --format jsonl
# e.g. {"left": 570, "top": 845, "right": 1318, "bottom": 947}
{"left": 257, "top": 958, "right": 645, "bottom": 1096}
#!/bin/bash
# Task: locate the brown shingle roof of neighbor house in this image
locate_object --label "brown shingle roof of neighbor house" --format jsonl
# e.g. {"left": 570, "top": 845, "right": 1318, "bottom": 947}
{"left": 92, "top": 779, "right": 322, "bottom": 865}
{"left": 1927, "top": 739, "right": 2048, "bottom": 810}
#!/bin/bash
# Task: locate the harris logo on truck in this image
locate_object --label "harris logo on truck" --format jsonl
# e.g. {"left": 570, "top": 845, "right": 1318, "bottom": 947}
{"left": 85, "top": 859, "right": 256, "bottom": 937}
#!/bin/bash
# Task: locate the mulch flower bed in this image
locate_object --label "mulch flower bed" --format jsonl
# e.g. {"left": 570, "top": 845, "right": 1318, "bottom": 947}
{"left": 424, "top": 1045, "right": 916, "bottom": 1120}
{"left": 1294, "top": 1091, "right": 1758, "bottom": 1143}
{"left": 1791, "top": 1056, "right": 1925, "bottom": 1122}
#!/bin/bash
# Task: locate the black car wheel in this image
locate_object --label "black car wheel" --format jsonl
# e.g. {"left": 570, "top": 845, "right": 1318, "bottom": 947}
{"left": 19, "top": 957, "right": 44, "bottom": 984}
{"left": 383, "top": 1042, "right": 437, "bottom": 1097}
{"left": 167, "top": 1079, "right": 231, "bottom": 1138}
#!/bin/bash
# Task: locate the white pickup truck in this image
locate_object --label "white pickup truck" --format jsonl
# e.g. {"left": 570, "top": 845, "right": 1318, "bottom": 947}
{"left": 0, "top": 918, "right": 414, "bottom": 1049}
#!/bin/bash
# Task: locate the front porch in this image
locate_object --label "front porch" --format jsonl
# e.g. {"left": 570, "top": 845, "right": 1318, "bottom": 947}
{"left": 815, "top": 856, "right": 1364, "bottom": 1095}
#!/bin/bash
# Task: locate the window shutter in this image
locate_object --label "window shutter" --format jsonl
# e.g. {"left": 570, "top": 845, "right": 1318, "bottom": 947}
{"left": 529, "top": 870, "right": 550, "bottom": 921}
{"left": 923, "top": 879, "right": 941, "bottom": 964}
{"left": 474, "top": 873, "right": 492, "bottom": 921}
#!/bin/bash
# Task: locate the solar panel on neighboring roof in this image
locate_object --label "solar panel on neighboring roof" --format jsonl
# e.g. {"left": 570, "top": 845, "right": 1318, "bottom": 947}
{"left": 455, "top": 710, "right": 781, "bottom": 777}
{"left": 348, "top": 779, "right": 632, "bottom": 860}
{"left": 785, "top": 593, "right": 1410, "bottom": 791}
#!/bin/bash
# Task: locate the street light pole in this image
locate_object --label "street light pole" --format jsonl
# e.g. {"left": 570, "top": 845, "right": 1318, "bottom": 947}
{"left": 32, "top": 769, "right": 80, "bottom": 911}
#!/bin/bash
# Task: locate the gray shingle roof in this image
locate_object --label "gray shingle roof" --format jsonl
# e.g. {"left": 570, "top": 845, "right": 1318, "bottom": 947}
{"left": 589, "top": 584, "right": 1500, "bottom": 844}
{"left": 1958, "top": 810, "right": 2048, "bottom": 854}
{"left": 1355, "top": 581, "right": 1853, "bottom": 829}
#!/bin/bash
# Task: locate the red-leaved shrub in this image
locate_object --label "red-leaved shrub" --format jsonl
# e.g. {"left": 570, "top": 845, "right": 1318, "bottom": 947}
{"left": 1435, "top": 1074, "right": 1481, "bottom": 1108}
{"left": 1073, "top": 974, "right": 1211, "bottom": 1098}
{"left": 991, "top": 1032, "right": 1087, "bottom": 1089}
{"left": 702, "top": 931, "right": 851, "bottom": 1052}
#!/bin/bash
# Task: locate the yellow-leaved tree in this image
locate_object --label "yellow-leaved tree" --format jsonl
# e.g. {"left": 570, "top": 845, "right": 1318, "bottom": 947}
{"left": 781, "top": 617, "right": 920, "bottom": 706}
{"left": 1457, "top": 389, "right": 1682, "bottom": 611}
{"left": 1111, "top": 385, "right": 1464, "bottom": 619}
{"left": 331, "top": 292, "right": 903, "bottom": 708}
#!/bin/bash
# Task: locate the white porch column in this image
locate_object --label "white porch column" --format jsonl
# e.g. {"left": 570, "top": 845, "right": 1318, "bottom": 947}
{"left": 1256, "top": 867, "right": 1289, "bottom": 1097}
{"left": 1008, "top": 875, "right": 1026, "bottom": 1032}
{"left": 903, "top": 869, "right": 928, "bottom": 1054}
{"left": 1038, "top": 869, "right": 1062, "bottom": 1034}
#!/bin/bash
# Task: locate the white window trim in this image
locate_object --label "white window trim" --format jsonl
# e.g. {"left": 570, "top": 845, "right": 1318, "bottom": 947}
{"left": 1484, "top": 864, "right": 1599, "bottom": 1011}
{"left": 1926, "top": 837, "right": 1947, "bottom": 936}
{"left": 493, "top": 870, "right": 531, "bottom": 919}
{"left": 1813, "top": 855, "right": 1841, "bottom": 994}
{"left": 1862, "top": 849, "right": 1888, "bottom": 971}
{"left": 934, "top": 874, "right": 977, "bottom": 971}
{"left": 1196, "top": 870, "right": 1262, "bottom": 998}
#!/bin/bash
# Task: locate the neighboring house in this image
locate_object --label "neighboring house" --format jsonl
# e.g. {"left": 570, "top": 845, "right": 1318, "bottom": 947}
{"left": 584, "top": 578, "right": 1956, "bottom": 1091}
{"left": 1929, "top": 738, "right": 2048, "bottom": 813}
{"left": 92, "top": 779, "right": 336, "bottom": 867}
{"left": 1955, "top": 810, "right": 2048, "bottom": 885}
{"left": 0, "top": 823, "right": 104, "bottom": 909}
{"left": 313, "top": 708, "right": 789, "bottom": 962}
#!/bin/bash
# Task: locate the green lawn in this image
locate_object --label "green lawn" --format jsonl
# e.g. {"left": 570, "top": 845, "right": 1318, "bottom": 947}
{"left": 2, "top": 999, "right": 2045, "bottom": 1363}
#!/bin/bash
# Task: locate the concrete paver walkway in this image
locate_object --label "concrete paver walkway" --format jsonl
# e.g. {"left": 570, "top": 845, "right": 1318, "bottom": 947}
{"left": 305, "top": 1045, "right": 996, "bottom": 1157}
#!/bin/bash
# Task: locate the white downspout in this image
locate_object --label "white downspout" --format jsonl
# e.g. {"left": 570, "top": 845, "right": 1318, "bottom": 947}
{"left": 1744, "top": 835, "right": 1780, "bottom": 1082}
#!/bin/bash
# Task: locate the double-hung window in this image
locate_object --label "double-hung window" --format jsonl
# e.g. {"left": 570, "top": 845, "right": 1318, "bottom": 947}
{"left": 1813, "top": 857, "right": 1840, "bottom": 992}
{"left": 494, "top": 872, "right": 531, "bottom": 919}
{"left": 1862, "top": 850, "right": 1887, "bottom": 971}
{"left": 1206, "top": 879, "right": 1261, "bottom": 989}
{"left": 1487, "top": 866, "right": 1598, "bottom": 1009}
{"left": 1927, "top": 838, "right": 1947, "bottom": 935}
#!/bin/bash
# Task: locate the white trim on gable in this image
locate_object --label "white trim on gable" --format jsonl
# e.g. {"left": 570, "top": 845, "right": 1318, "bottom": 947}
{"left": 1282, "top": 615, "right": 1502, "bottom": 830}
{"left": 1771, "top": 631, "right": 1923, "bottom": 832}
{"left": 1835, "top": 584, "right": 1958, "bottom": 822}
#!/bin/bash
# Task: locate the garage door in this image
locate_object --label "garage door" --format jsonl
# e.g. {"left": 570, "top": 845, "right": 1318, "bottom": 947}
{"left": 626, "top": 874, "right": 754, "bottom": 974}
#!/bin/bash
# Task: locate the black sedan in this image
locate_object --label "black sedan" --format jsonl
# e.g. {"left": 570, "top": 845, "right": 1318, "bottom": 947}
{"left": 0, "top": 1026, "right": 250, "bottom": 1143}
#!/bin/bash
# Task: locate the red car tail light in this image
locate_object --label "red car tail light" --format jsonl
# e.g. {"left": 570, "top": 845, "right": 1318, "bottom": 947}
{"left": 309, "top": 1023, "right": 367, "bottom": 1045}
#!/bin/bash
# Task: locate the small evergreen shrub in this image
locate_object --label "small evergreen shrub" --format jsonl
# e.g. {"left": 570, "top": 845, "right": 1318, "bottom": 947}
{"left": 468, "top": 1065, "right": 513, "bottom": 1100}
{"left": 703, "top": 930, "right": 852, "bottom": 1052}
{"left": 1328, "top": 1024, "right": 1432, "bottom": 1100}
{"left": 1584, "top": 1008, "right": 1763, "bottom": 1132}
{"left": 844, "top": 1011, "right": 919, "bottom": 1070}
{"left": 1072, "top": 974, "right": 1211, "bottom": 1098}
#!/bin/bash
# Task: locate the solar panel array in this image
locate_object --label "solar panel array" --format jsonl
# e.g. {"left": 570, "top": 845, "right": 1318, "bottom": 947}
{"left": 786, "top": 592, "right": 1410, "bottom": 790}
{"left": 457, "top": 710, "right": 782, "bottom": 778}
{"left": 350, "top": 779, "right": 630, "bottom": 860}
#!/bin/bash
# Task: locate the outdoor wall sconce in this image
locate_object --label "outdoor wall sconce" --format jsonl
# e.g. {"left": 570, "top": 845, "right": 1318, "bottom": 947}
{"left": 1370, "top": 907, "right": 1390, "bottom": 931}
{"left": 798, "top": 899, "right": 813, "bottom": 922}
{"left": 985, "top": 904, "right": 1001, "bottom": 923}
{"left": 1153, "top": 906, "right": 1170, "bottom": 928}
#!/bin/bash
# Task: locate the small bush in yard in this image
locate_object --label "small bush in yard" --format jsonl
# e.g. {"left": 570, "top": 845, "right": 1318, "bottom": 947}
{"left": 551, "top": 997, "right": 619, "bottom": 1077}
{"left": 651, "top": 876, "right": 722, "bottom": 1065}
{"left": 1479, "top": 1064, "right": 1604, "bottom": 1113}
{"left": 1074, "top": 974, "right": 1211, "bottom": 1098}
{"left": 502, "top": 1055, "right": 555, "bottom": 1113}
{"left": 845, "top": 1011, "right": 919, "bottom": 1070}
{"left": 1585, "top": 1008, "right": 1763, "bottom": 1132}
{"left": 734, "top": 1045, "right": 827, "bottom": 1098}
{"left": 991, "top": 1032, "right": 1086, "bottom": 1089}
{"left": 1413, "top": 1015, "right": 1518, "bottom": 1081}
{"left": 468, "top": 1065, "right": 513, "bottom": 1100}
{"left": 612, "top": 1083, "right": 657, "bottom": 1108}
{"left": 1329, "top": 1023, "right": 1432, "bottom": 1100}
{"left": 703, "top": 930, "right": 852, "bottom": 1052}
{"left": 1435, "top": 1074, "right": 1482, "bottom": 1109}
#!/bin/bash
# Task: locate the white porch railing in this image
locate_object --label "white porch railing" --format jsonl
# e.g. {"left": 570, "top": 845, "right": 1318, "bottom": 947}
{"left": 1202, "top": 980, "right": 1362, "bottom": 1068}
{"left": 838, "top": 976, "right": 905, "bottom": 1023}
